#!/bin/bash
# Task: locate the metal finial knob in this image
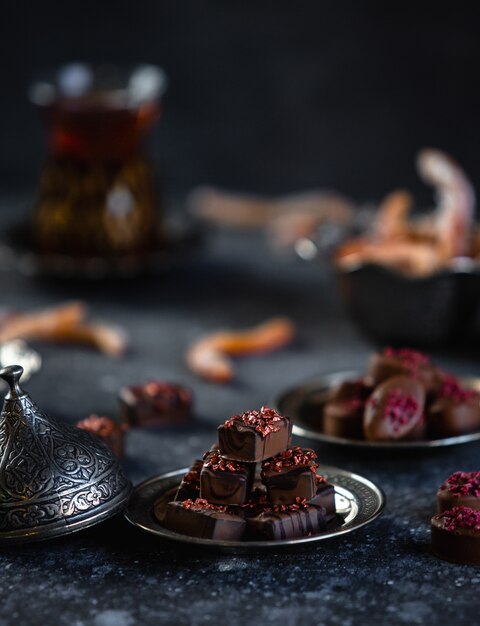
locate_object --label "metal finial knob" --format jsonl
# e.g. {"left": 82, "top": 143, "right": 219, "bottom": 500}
{"left": 0, "top": 364, "right": 25, "bottom": 398}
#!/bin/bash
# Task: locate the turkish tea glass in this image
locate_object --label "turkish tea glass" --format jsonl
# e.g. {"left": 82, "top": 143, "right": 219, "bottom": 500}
{"left": 29, "top": 63, "right": 167, "bottom": 270}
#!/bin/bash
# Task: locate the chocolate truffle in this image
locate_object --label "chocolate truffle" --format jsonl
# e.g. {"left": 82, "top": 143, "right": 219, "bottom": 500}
{"left": 218, "top": 406, "right": 292, "bottom": 462}
{"left": 323, "top": 380, "right": 372, "bottom": 439}
{"left": 431, "top": 506, "right": 480, "bottom": 565}
{"left": 200, "top": 449, "right": 255, "bottom": 506}
{"left": 367, "top": 347, "right": 442, "bottom": 393}
{"left": 247, "top": 500, "right": 328, "bottom": 540}
{"left": 363, "top": 375, "right": 426, "bottom": 441}
{"left": 164, "top": 499, "right": 246, "bottom": 541}
{"left": 437, "top": 471, "right": 480, "bottom": 513}
{"left": 261, "top": 446, "right": 318, "bottom": 504}
{"left": 428, "top": 376, "right": 480, "bottom": 437}
{"left": 174, "top": 460, "right": 203, "bottom": 502}
{"left": 326, "top": 379, "right": 373, "bottom": 404}
{"left": 119, "top": 381, "right": 192, "bottom": 428}
{"left": 75, "top": 414, "right": 126, "bottom": 458}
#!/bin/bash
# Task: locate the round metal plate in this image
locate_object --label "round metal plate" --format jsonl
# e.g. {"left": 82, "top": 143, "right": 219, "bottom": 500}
{"left": 124, "top": 465, "right": 385, "bottom": 552}
{"left": 275, "top": 370, "right": 480, "bottom": 450}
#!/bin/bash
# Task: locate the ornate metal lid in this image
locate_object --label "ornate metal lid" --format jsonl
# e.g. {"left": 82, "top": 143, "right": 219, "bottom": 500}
{"left": 0, "top": 365, "right": 131, "bottom": 544}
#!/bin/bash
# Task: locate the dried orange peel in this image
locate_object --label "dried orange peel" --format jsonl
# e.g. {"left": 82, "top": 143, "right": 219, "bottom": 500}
{"left": 186, "top": 317, "right": 296, "bottom": 383}
{"left": 42, "top": 322, "right": 128, "bottom": 357}
{"left": 0, "top": 301, "right": 127, "bottom": 357}
{"left": 0, "top": 301, "right": 87, "bottom": 343}
{"left": 336, "top": 149, "right": 477, "bottom": 277}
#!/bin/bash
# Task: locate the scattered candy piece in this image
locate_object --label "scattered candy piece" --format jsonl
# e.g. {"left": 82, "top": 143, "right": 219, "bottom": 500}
{"left": 0, "top": 301, "right": 128, "bottom": 357}
{"left": 186, "top": 317, "right": 295, "bottom": 383}
{"left": 119, "top": 380, "right": 193, "bottom": 428}
{"left": 75, "top": 414, "right": 127, "bottom": 458}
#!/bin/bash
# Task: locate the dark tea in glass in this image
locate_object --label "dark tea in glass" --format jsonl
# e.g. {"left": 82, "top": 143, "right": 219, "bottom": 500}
{"left": 30, "top": 63, "right": 167, "bottom": 272}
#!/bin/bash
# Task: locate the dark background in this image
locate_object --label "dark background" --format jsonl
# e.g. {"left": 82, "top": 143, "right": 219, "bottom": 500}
{"left": 2, "top": 6, "right": 480, "bottom": 625}
{"left": 1, "top": 1, "right": 480, "bottom": 204}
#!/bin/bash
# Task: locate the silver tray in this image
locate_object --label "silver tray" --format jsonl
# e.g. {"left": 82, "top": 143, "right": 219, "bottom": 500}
{"left": 275, "top": 370, "right": 480, "bottom": 450}
{"left": 124, "top": 465, "right": 385, "bottom": 552}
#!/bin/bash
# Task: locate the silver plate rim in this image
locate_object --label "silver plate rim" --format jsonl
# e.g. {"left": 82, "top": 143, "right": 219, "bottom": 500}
{"left": 124, "top": 465, "right": 386, "bottom": 551}
{"left": 274, "top": 370, "right": 480, "bottom": 450}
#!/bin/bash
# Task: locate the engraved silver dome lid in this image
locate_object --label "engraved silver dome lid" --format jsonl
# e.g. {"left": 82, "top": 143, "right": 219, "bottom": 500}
{"left": 0, "top": 364, "right": 131, "bottom": 544}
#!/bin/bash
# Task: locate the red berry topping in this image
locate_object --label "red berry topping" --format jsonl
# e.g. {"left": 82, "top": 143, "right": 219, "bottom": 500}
{"left": 383, "top": 347, "right": 429, "bottom": 370}
{"left": 438, "top": 376, "right": 477, "bottom": 403}
{"left": 262, "top": 446, "right": 318, "bottom": 474}
{"left": 222, "top": 406, "right": 285, "bottom": 437}
{"left": 374, "top": 388, "right": 420, "bottom": 432}
{"left": 440, "top": 471, "right": 480, "bottom": 498}
{"left": 202, "top": 450, "right": 245, "bottom": 473}
{"left": 180, "top": 498, "right": 232, "bottom": 513}
{"left": 260, "top": 497, "right": 310, "bottom": 514}
{"left": 439, "top": 506, "right": 480, "bottom": 532}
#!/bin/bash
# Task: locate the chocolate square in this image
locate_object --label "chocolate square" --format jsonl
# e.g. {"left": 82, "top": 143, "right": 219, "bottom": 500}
{"left": 246, "top": 502, "right": 328, "bottom": 540}
{"left": 218, "top": 406, "right": 292, "bottom": 462}
{"left": 310, "top": 480, "right": 336, "bottom": 517}
{"left": 261, "top": 447, "right": 318, "bottom": 504}
{"left": 174, "top": 460, "right": 203, "bottom": 502}
{"left": 119, "top": 381, "right": 192, "bottom": 428}
{"left": 200, "top": 450, "right": 255, "bottom": 506}
{"left": 164, "top": 499, "right": 246, "bottom": 541}
{"left": 75, "top": 415, "right": 126, "bottom": 458}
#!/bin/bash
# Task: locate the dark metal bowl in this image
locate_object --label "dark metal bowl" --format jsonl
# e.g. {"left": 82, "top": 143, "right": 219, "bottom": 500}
{"left": 337, "top": 263, "right": 469, "bottom": 345}
{"left": 296, "top": 233, "right": 480, "bottom": 346}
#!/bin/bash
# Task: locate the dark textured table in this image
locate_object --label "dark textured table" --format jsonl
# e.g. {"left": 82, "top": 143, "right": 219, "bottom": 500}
{"left": 1, "top": 197, "right": 480, "bottom": 626}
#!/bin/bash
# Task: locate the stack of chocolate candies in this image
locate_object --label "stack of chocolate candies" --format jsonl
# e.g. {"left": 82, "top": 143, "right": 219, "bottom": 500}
{"left": 164, "top": 406, "right": 335, "bottom": 541}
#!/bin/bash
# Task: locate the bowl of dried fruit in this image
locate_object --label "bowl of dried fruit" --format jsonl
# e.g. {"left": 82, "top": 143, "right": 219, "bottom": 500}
{"left": 301, "top": 149, "right": 480, "bottom": 346}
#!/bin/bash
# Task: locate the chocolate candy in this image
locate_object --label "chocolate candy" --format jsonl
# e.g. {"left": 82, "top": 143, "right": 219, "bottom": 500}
{"left": 119, "top": 381, "right": 192, "bottom": 428}
{"left": 437, "top": 471, "right": 480, "bottom": 513}
{"left": 323, "top": 380, "right": 371, "bottom": 439}
{"left": 261, "top": 446, "right": 318, "bottom": 504}
{"left": 164, "top": 499, "right": 246, "bottom": 541}
{"left": 310, "top": 479, "right": 336, "bottom": 517}
{"left": 428, "top": 376, "right": 480, "bottom": 437}
{"left": 326, "top": 379, "right": 372, "bottom": 404}
{"left": 218, "top": 406, "right": 292, "bottom": 462}
{"left": 174, "top": 460, "right": 203, "bottom": 502}
{"left": 247, "top": 501, "right": 328, "bottom": 540}
{"left": 323, "top": 401, "right": 364, "bottom": 439}
{"left": 162, "top": 405, "right": 338, "bottom": 541}
{"left": 200, "top": 450, "right": 255, "bottom": 506}
{"left": 363, "top": 375, "right": 426, "bottom": 441}
{"left": 239, "top": 487, "right": 270, "bottom": 519}
{"left": 431, "top": 506, "right": 480, "bottom": 564}
{"left": 75, "top": 414, "right": 126, "bottom": 458}
{"left": 367, "top": 347, "right": 442, "bottom": 393}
